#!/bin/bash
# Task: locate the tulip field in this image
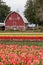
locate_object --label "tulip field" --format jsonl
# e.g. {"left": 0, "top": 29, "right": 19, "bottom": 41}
{"left": 0, "top": 33, "right": 43, "bottom": 65}
{"left": 0, "top": 33, "right": 43, "bottom": 41}
{"left": 0, "top": 44, "right": 43, "bottom": 65}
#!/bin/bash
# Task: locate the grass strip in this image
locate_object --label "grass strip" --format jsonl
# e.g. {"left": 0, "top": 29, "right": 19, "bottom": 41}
{"left": 0, "top": 40, "right": 43, "bottom": 46}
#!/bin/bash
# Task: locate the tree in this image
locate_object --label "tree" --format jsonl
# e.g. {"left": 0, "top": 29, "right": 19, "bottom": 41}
{"left": 34, "top": 0, "right": 43, "bottom": 25}
{"left": 0, "top": 0, "right": 11, "bottom": 22}
{"left": 38, "top": 0, "right": 43, "bottom": 25}
{"left": 24, "top": 0, "right": 43, "bottom": 25}
{"left": 24, "top": 0, "right": 37, "bottom": 24}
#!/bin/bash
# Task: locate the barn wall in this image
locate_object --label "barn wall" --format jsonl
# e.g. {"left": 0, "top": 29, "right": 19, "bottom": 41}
{"left": 5, "top": 12, "right": 26, "bottom": 30}
{"left": 5, "top": 26, "right": 25, "bottom": 30}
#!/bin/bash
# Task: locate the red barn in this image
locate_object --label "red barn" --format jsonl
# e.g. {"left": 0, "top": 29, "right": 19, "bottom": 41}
{"left": 5, "top": 11, "right": 28, "bottom": 30}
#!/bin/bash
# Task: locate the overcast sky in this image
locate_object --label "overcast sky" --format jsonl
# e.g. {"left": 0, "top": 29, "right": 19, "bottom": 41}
{"left": 3, "top": 0, "right": 27, "bottom": 14}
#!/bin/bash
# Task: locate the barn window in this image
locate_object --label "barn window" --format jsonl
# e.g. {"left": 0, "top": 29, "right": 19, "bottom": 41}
{"left": 9, "top": 17, "right": 12, "bottom": 20}
{"left": 17, "top": 16, "right": 20, "bottom": 20}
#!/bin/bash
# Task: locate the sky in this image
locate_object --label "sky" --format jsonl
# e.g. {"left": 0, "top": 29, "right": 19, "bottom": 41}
{"left": 3, "top": 0, "right": 27, "bottom": 14}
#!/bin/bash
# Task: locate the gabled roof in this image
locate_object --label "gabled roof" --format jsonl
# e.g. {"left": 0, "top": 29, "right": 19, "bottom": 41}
{"left": 18, "top": 13, "right": 29, "bottom": 23}
{"left": 5, "top": 11, "right": 29, "bottom": 24}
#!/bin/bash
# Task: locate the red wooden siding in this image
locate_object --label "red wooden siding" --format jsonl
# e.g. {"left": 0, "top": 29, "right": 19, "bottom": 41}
{"left": 5, "top": 12, "right": 25, "bottom": 30}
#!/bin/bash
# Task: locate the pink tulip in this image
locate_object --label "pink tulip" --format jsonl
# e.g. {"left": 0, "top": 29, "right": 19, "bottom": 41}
{"left": 42, "top": 61, "right": 43, "bottom": 65}
{"left": 0, "top": 62, "right": 3, "bottom": 65}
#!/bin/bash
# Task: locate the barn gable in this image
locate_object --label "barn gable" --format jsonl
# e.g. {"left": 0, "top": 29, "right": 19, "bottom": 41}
{"left": 5, "top": 11, "right": 28, "bottom": 30}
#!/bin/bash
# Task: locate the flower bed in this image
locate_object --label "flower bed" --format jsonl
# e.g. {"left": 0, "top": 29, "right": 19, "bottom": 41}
{"left": 0, "top": 44, "right": 43, "bottom": 65}
{"left": 0, "top": 36, "right": 43, "bottom": 41}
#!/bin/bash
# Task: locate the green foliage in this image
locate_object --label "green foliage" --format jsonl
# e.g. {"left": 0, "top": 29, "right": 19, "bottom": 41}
{"left": 24, "top": 0, "right": 35, "bottom": 23}
{"left": 24, "top": 0, "right": 43, "bottom": 25}
{"left": 0, "top": 40, "right": 43, "bottom": 46}
{"left": 0, "top": 0, "right": 11, "bottom": 22}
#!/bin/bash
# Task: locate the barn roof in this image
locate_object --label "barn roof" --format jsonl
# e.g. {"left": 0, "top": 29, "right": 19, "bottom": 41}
{"left": 18, "top": 13, "right": 29, "bottom": 23}
{"left": 5, "top": 11, "right": 29, "bottom": 24}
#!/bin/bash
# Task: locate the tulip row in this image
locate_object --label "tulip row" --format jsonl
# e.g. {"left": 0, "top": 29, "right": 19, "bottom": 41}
{"left": 0, "top": 36, "right": 43, "bottom": 41}
{"left": 0, "top": 44, "right": 43, "bottom": 65}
